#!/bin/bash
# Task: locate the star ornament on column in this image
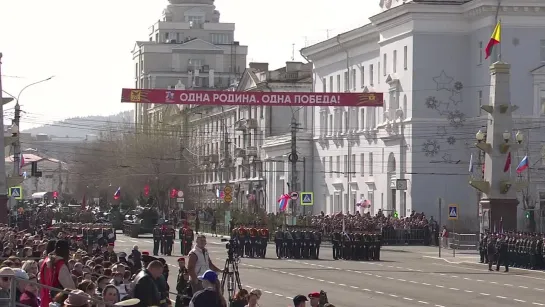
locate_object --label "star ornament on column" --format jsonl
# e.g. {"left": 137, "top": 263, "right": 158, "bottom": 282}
{"left": 433, "top": 71, "right": 454, "bottom": 91}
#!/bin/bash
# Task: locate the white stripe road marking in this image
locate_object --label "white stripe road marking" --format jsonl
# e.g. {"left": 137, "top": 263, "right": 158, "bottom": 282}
{"left": 533, "top": 303, "right": 545, "bottom": 306}
{"left": 418, "top": 301, "right": 429, "bottom": 304}
{"left": 117, "top": 240, "right": 125, "bottom": 243}
{"left": 497, "top": 296, "right": 507, "bottom": 299}
{"left": 514, "top": 299, "right": 526, "bottom": 303}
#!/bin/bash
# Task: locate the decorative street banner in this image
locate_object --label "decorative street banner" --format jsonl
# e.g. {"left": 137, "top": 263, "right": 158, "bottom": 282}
{"left": 121, "top": 89, "right": 383, "bottom": 107}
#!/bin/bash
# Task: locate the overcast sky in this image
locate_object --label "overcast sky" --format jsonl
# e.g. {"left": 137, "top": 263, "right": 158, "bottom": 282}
{"left": 1, "top": 0, "right": 380, "bottom": 129}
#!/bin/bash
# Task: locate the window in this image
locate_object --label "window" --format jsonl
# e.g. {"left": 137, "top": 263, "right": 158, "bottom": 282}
{"left": 403, "top": 46, "right": 408, "bottom": 70}
{"left": 360, "top": 66, "right": 365, "bottom": 87}
{"left": 478, "top": 90, "right": 483, "bottom": 115}
{"left": 344, "top": 155, "right": 348, "bottom": 177}
{"left": 360, "top": 153, "right": 365, "bottom": 176}
{"left": 393, "top": 50, "right": 397, "bottom": 73}
{"left": 378, "top": 62, "right": 381, "bottom": 83}
{"left": 369, "top": 65, "right": 374, "bottom": 85}
{"left": 383, "top": 54, "right": 387, "bottom": 75}
{"left": 329, "top": 76, "right": 333, "bottom": 92}
{"left": 165, "top": 32, "right": 170, "bottom": 41}
{"left": 351, "top": 69, "right": 356, "bottom": 90}
{"left": 541, "top": 90, "right": 545, "bottom": 115}
{"left": 187, "top": 15, "right": 204, "bottom": 24}
{"left": 351, "top": 154, "right": 356, "bottom": 178}
{"left": 336, "top": 156, "right": 341, "bottom": 178}
{"left": 541, "top": 40, "right": 545, "bottom": 62}
{"left": 211, "top": 33, "right": 229, "bottom": 44}
{"left": 360, "top": 109, "right": 365, "bottom": 130}
{"left": 328, "top": 114, "right": 333, "bottom": 135}
{"left": 369, "top": 152, "right": 374, "bottom": 176}
{"left": 328, "top": 157, "right": 333, "bottom": 178}
{"left": 344, "top": 71, "right": 349, "bottom": 91}
{"left": 344, "top": 111, "right": 349, "bottom": 132}
{"left": 322, "top": 78, "right": 327, "bottom": 92}
{"left": 189, "top": 59, "right": 204, "bottom": 70}
{"left": 479, "top": 41, "right": 483, "bottom": 64}
{"left": 336, "top": 75, "right": 341, "bottom": 92}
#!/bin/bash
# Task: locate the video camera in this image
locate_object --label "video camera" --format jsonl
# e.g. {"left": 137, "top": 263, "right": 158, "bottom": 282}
{"left": 221, "top": 238, "right": 239, "bottom": 260}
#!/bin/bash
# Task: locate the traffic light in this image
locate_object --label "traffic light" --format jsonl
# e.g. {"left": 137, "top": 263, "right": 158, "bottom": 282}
{"left": 526, "top": 211, "right": 531, "bottom": 219}
{"left": 144, "top": 185, "right": 150, "bottom": 197}
{"left": 394, "top": 211, "right": 399, "bottom": 218}
{"left": 53, "top": 191, "right": 58, "bottom": 199}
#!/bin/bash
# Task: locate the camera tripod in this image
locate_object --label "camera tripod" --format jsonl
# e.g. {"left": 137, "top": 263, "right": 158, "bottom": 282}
{"left": 220, "top": 253, "right": 242, "bottom": 301}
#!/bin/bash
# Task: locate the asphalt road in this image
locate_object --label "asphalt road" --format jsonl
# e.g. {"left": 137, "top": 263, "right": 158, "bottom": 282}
{"left": 114, "top": 233, "right": 545, "bottom": 307}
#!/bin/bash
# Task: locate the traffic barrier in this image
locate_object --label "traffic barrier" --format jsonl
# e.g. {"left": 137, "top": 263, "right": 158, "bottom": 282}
{"left": 449, "top": 232, "right": 478, "bottom": 251}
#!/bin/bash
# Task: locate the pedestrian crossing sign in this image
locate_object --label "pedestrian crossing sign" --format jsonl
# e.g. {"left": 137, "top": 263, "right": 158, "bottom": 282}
{"left": 8, "top": 186, "right": 22, "bottom": 200}
{"left": 448, "top": 204, "right": 458, "bottom": 220}
{"left": 300, "top": 192, "right": 314, "bottom": 206}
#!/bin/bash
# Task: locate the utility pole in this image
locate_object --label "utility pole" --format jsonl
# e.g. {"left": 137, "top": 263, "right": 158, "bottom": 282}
{"left": 289, "top": 117, "right": 299, "bottom": 218}
{"left": 0, "top": 53, "right": 9, "bottom": 225}
{"left": 9, "top": 103, "right": 21, "bottom": 216}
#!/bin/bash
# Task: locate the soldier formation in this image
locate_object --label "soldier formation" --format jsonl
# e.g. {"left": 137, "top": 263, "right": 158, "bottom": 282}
{"left": 273, "top": 226, "right": 322, "bottom": 259}
{"left": 331, "top": 230, "right": 382, "bottom": 261}
{"left": 479, "top": 232, "right": 545, "bottom": 271}
{"left": 231, "top": 225, "right": 269, "bottom": 258}
{"left": 152, "top": 223, "right": 178, "bottom": 256}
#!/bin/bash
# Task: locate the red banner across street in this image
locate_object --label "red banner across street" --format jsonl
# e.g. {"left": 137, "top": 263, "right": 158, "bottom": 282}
{"left": 121, "top": 89, "right": 383, "bottom": 107}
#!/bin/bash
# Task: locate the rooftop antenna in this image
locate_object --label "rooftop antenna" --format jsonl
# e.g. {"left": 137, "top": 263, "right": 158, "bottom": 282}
{"left": 291, "top": 43, "right": 295, "bottom": 61}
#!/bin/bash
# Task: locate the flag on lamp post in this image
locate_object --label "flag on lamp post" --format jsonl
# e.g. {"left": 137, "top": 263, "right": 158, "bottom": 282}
{"left": 504, "top": 152, "right": 511, "bottom": 172}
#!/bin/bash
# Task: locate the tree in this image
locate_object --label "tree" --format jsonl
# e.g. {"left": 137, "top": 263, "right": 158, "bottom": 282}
{"left": 70, "top": 124, "right": 190, "bottom": 214}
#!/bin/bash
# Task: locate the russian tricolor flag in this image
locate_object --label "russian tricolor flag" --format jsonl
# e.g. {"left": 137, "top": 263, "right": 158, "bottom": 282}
{"left": 113, "top": 187, "right": 121, "bottom": 200}
{"left": 278, "top": 194, "right": 290, "bottom": 211}
{"left": 516, "top": 156, "right": 529, "bottom": 174}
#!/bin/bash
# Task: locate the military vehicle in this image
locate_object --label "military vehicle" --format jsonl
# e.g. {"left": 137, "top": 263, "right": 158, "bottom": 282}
{"left": 123, "top": 206, "right": 160, "bottom": 238}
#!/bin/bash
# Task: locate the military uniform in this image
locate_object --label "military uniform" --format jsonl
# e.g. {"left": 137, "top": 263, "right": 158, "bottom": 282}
{"left": 275, "top": 227, "right": 284, "bottom": 258}
{"left": 153, "top": 226, "right": 162, "bottom": 256}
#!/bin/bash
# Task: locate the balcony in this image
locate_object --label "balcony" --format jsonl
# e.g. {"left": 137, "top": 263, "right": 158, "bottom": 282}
{"left": 246, "top": 146, "right": 258, "bottom": 157}
{"left": 235, "top": 148, "right": 246, "bottom": 158}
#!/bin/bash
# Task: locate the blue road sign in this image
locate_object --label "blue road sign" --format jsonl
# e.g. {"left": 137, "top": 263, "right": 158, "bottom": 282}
{"left": 300, "top": 192, "right": 314, "bottom": 206}
{"left": 9, "top": 186, "right": 22, "bottom": 200}
{"left": 448, "top": 204, "right": 458, "bottom": 220}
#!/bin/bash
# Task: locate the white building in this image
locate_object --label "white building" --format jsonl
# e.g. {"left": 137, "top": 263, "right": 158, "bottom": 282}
{"left": 5, "top": 153, "right": 70, "bottom": 199}
{"left": 186, "top": 62, "right": 312, "bottom": 213}
{"left": 132, "top": 0, "right": 248, "bottom": 130}
{"left": 301, "top": 0, "right": 545, "bottom": 229}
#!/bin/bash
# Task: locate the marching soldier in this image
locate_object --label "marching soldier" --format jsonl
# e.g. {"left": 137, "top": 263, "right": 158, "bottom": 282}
{"left": 284, "top": 227, "right": 293, "bottom": 259}
{"left": 332, "top": 230, "right": 341, "bottom": 260}
{"left": 313, "top": 229, "right": 322, "bottom": 259}
{"left": 275, "top": 226, "right": 284, "bottom": 259}
{"left": 259, "top": 227, "right": 268, "bottom": 258}
{"left": 249, "top": 226, "right": 258, "bottom": 258}
{"left": 238, "top": 226, "right": 248, "bottom": 257}
{"left": 293, "top": 227, "right": 303, "bottom": 259}
{"left": 153, "top": 225, "right": 162, "bottom": 256}
{"left": 302, "top": 229, "right": 312, "bottom": 259}
{"left": 487, "top": 234, "right": 497, "bottom": 271}
{"left": 496, "top": 234, "right": 509, "bottom": 272}
{"left": 184, "top": 225, "right": 194, "bottom": 255}
{"left": 165, "top": 225, "right": 175, "bottom": 256}
{"left": 478, "top": 233, "right": 485, "bottom": 263}
{"left": 179, "top": 225, "right": 185, "bottom": 255}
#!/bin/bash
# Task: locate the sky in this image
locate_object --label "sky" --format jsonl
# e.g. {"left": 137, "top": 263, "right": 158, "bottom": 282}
{"left": 0, "top": 0, "right": 380, "bottom": 130}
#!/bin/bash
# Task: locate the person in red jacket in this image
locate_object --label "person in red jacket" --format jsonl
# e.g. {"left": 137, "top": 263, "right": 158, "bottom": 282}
{"left": 39, "top": 240, "right": 76, "bottom": 307}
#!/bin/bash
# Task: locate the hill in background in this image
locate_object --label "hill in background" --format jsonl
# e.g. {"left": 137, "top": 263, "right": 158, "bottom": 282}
{"left": 22, "top": 110, "right": 134, "bottom": 138}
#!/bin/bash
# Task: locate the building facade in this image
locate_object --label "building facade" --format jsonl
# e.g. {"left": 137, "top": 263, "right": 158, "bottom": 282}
{"left": 186, "top": 62, "right": 312, "bottom": 213}
{"left": 5, "top": 153, "right": 70, "bottom": 199}
{"left": 301, "top": 0, "right": 545, "bottom": 229}
{"left": 132, "top": 0, "right": 248, "bottom": 130}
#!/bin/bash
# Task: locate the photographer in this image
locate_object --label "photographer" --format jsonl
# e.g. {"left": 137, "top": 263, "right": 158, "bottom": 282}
{"left": 187, "top": 234, "right": 222, "bottom": 293}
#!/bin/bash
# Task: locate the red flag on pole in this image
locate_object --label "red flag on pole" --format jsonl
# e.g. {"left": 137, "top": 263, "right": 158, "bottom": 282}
{"left": 504, "top": 152, "right": 511, "bottom": 172}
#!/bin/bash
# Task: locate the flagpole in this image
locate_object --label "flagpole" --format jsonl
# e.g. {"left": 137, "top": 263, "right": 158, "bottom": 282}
{"left": 494, "top": 0, "right": 502, "bottom": 61}
{"left": 498, "top": 19, "right": 502, "bottom": 61}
